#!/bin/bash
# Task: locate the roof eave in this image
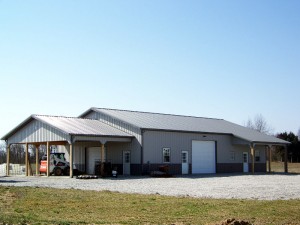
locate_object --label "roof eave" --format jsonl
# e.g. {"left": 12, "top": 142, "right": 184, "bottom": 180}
{"left": 71, "top": 133, "right": 134, "bottom": 138}
{"left": 233, "top": 134, "right": 290, "bottom": 145}
{"left": 142, "top": 127, "right": 232, "bottom": 136}
{"left": 251, "top": 141, "right": 290, "bottom": 145}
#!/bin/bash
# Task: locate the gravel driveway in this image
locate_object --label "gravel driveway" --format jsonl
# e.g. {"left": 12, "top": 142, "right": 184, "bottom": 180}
{"left": 0, "top": 174, "right": 299, "bottom": 200}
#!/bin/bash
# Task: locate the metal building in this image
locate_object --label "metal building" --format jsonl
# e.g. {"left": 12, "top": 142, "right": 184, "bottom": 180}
{"left": 1, "top": 107, "right": 289, "bottom": 177}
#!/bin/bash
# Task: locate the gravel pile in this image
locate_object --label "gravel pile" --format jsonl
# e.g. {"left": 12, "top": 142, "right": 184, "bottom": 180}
{"left": 0, "top": 174, "right": 299, "bottom": 200}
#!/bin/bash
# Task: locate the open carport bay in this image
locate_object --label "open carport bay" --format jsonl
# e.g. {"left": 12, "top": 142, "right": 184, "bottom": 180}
{"left": 0, "top": 174, "right": 299, "bottom": 200}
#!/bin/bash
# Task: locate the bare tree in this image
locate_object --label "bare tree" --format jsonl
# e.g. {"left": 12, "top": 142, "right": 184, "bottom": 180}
{"left": 0, "top": 141, "right": 6, "bottom": 164}
{"left": 245, "top": 114, "right": 273, "bottom": 134}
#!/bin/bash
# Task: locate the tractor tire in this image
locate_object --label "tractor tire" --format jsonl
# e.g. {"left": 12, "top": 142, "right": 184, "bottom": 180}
{"left": 54, "top": 167, "right": 62, "bottom": 176}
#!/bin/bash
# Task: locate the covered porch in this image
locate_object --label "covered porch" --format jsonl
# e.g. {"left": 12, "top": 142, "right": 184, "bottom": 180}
{"left": 2, "top": 115, "right": 133, "bottom": 178}
{"left": 233, "top": 137, "right": 289, "bottom": 174}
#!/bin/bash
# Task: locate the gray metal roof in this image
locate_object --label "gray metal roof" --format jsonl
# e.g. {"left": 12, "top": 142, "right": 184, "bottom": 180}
{"left": 34, "top": 115, "right": 133, "bottom": 137}
{"left": 90, "top": 108, "right": 289, "bottom": 145}
{"left": 1, "top": 115, "right": 133, "bottom": 140}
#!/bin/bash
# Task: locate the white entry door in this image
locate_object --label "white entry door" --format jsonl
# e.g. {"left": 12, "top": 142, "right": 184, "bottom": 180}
{"left": 243, "top": 152, "right": 249, "bottom": 172}
{"left": 123, "top": 151, "right": 131, "bottom": 175}
{"left": 182, "top": 151, "right": 189, "bottom": 174}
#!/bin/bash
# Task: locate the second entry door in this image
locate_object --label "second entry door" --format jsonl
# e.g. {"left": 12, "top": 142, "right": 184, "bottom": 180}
{"left": 182, "top": 151, "right": 189, "bottom": 174}
{"left": 243, "top": 152, "right": 249, "bottom": 172}
{"left": 123, "top": 151, "right": 131, "bottom": 175}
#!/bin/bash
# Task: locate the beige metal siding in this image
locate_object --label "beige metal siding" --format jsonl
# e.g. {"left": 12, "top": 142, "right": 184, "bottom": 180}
{"left": 59, "top": 142, "right": 130, "bottom": 172}
{"left": 83, "top": 111, "right": 142, "bottom": 164}
{"left": 250, "top": 145, "right": 266, "bottom": 163}
{"left": 143, "top": 130, "right": 264, "bottom": 164}
{"left": 8, "top": 120, "right": 69, "bottom": 145}
{"left": 107, "top": 142, "right": 131, "bottom": 164}
{"left": 227, "top": 145, "right": 266, "bottom": 163}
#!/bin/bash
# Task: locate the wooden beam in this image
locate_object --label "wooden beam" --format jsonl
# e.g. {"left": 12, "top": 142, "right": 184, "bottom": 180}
{"left": 48, "top": 141, "right": 68, "bottom": 146}
{"left": 284, "top": 145, "right": 288, "bottom": 173}
{"left": 15, "top": 141, "right": 68, "bottom": 146}
{"left": 35, "top": 145, "right": 39, "bottom": 176}
{"left": 250, "top": 145, "right": 255, "bottom": 174}
{"left": 268, "top": 145, "right": 272, "bottom": 173}
{"left": 70, "top": 143, "right": 73, "bottom": 178}
{"left": 100, "top": 143, "right": 105, "bottom": 176}
{"left": 101, "top": 143, "right": 106, "bottom": 163}
{"left": 46, "top": 142, "right": 50, "bottom": 177}
{"left": 25, "top": 143, "right": 28, "bottom": 176}
{"left": 6, "top": 145, "right": 10, "bottom": 176}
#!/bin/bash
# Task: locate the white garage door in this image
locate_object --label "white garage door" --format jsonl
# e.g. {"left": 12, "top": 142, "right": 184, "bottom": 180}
{"left": 192, "top": 141, "right": 216, "bottom": 174}
{"left": 87, "top": 147, "right": 101, "bottom": 175}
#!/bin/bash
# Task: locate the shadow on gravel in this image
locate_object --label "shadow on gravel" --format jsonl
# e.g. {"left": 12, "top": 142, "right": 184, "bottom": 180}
{"left": 0, "top": 177, "right": 27, "bottom": 183}
{"left": 0, "top": 180, "right": 27, "bottom": 183}
{"left": 102, "top": 172, "right": 300, "bottom": 181}
{"left": 179, "top": 172, "right": 300, "bottom": 179}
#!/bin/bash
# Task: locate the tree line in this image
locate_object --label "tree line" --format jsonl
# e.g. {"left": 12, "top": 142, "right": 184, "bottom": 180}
{"left": 0, "top": 143, "right": 47, "bottom": 164}
{"left": 246, "top": 114, "right": 300, "bottom": 163}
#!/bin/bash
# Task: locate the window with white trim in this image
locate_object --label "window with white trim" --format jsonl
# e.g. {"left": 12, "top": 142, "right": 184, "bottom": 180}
{"left": 230, "top": 151, "right": 235, "bottom": 161}
{"left": 163, "top": 148, "right": 170, "bottom": 163}
{"left": 255, "top": 150, "right": 260, "bottom": 162}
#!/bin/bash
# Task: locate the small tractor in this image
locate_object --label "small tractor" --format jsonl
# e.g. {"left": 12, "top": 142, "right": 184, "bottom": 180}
{"left": 39, "top": 153, "right": 72, "bottom": 176}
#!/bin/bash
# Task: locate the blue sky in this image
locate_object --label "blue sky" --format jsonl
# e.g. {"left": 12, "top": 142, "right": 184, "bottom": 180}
{"left": 0, "top": 0, "right": 299, "bottom": 139}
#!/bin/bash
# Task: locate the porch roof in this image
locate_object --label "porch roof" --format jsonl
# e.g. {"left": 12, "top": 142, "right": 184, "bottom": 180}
{"left": 1, "top": 115, "right": 133, "bottom": 143}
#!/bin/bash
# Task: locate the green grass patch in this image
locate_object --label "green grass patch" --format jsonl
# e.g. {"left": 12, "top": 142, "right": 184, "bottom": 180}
{"left": 0, "top": 186, "right": 299, "bottom": 224}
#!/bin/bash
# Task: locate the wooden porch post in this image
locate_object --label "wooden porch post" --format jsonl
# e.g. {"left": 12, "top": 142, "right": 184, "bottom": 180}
{"left": 35, "top": 145, "right": 39, "bottom": 176}
{"left": 268, "top": 145, "right": 272, "bottom": 173}
{"left": 100, "top": 143, "right": 105, "bottom": 176}
{"left": 46, "top": 142, "right": 50, "bottom": 177}
{"left": 284, "top": 145, "right": 288, "bottom": 173}
{"left": 6, "top": 144, "right": 10, "bottom": 176}
{"left": 250, "top": 145, "right": 255, "bottom": 174}
{"left": 25, "top": 143, "right": 28, "bottom": 176}
{"left": 70, "top": 143, "right": 73, "bottom": 178}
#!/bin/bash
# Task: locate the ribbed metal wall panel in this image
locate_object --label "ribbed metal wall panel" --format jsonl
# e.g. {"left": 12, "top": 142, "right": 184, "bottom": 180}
{"left": 84, "top": 111, "right": 142, "bottom": 164}
{"left": 57, "top": 145, "right": 85, "bottom": 172}
{"left": 8, "top": 119, "right": 69, "bottom": 145}
{"left": 85, "top": 112, "right": 141, "bottom": 142}
{"left": 73, "top": 136, "right": 131, "bottom": 143}
{"left": 143, "top": 130, "right": 266, "bottom": 164}
{"left": 65, "top": 142, "right": 131, "bottom": 172}
{"left": 73, "top": 145, "right": 85, "bottom": 172}
{"left": 107, "top": 142, "right": 132, "bottom": 164}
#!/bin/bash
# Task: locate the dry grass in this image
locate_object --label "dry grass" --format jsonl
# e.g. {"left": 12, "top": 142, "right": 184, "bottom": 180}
{"left": 0, "top": 186, "right": 300, "bottom": 225}
{"left": 269, "top": 162, "right": 300, "bottom": 173}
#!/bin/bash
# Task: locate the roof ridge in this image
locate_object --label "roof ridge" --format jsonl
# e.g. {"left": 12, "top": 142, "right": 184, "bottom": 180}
{"left": 94, "top": 107, "right": 223, "bottom": 121}
{"left": 34, "top": 114, "right": 99, "bottom": 121}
